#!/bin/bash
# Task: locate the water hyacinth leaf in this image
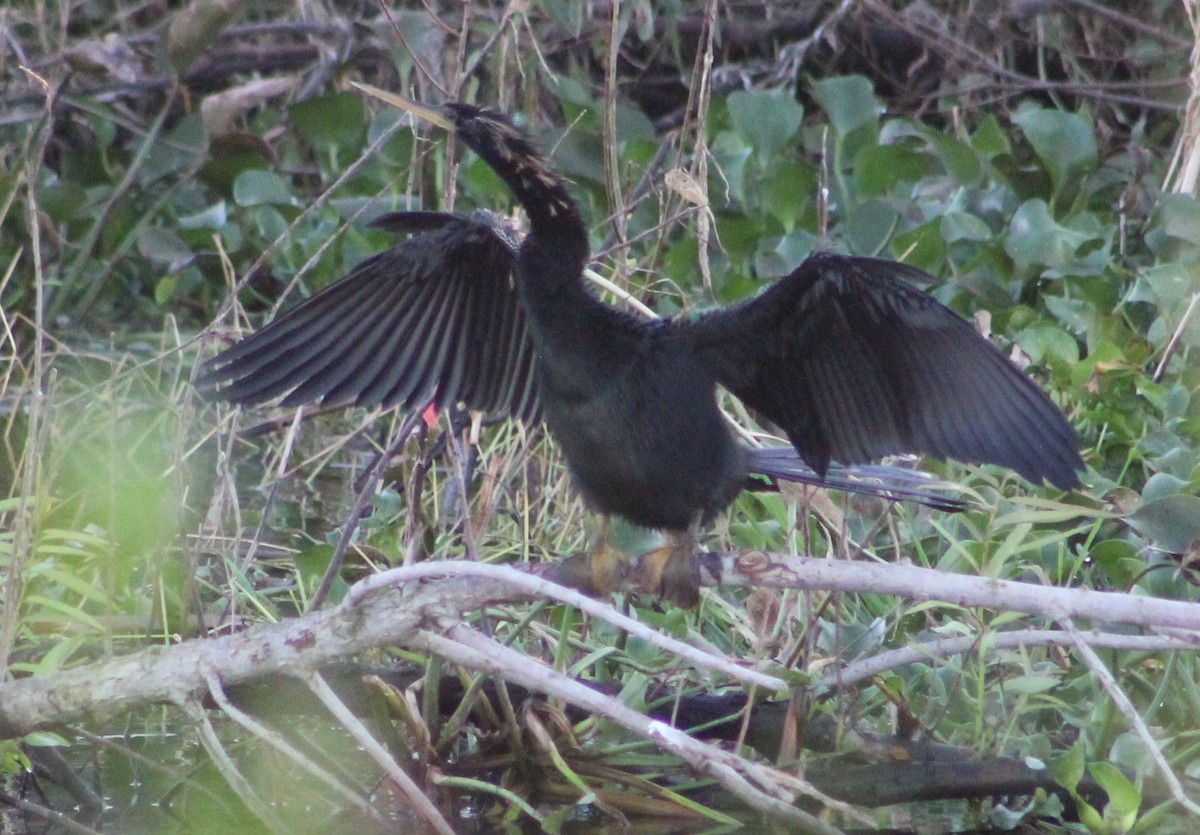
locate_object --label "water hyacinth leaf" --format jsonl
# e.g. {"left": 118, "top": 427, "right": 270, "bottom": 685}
{"left": 1012, "top": 108, "right": 1098, "bottom": 194}
{"left": 290, "top": 91, "right": 366, "bottom": 152}
{"left": 1005, "top": 199, "right": 1103, "bottom": 272}
{"left": 727, "top": 88, "right": 804, "bottom": 163}
{"left": 1125, "top": 494, "right": 1200, "bottom": 553}
{"left": 233, "top": 169, "right": 295, "bottom": 207}
{"left": 809, "top": 75, "right": 880, "bottom": 139}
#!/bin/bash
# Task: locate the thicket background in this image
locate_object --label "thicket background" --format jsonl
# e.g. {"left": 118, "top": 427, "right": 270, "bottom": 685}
{"left": 4, "top": 0, "right": 1200, "bottom": 832}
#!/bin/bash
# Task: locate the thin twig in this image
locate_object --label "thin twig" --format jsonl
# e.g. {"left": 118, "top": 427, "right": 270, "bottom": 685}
{"left": 1061, "top": 617, "right": 1200, "bottom": 818}
{"left": 204, "top": 671, "right": 383, "bottom": 822}
{"left": 183, "top": 698, "right": 288, "bottom": 831}
{"left": 303, "top": 669, "right": 456, "bottom": 835}
{"left": 309, "top": 411, "right": 423, "bottom": 610}
{"left": 827, "top": 629, "right": 1200, "bottom": 690}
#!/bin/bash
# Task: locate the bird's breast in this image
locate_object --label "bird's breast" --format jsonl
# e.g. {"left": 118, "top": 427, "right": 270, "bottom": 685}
{"left": 537, "top": 346, "right": 747, "bottom": 530}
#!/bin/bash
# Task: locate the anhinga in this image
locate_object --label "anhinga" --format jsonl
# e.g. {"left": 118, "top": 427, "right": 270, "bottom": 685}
{"left": 198, "top": 90, "right": 1084, "bottom": 608}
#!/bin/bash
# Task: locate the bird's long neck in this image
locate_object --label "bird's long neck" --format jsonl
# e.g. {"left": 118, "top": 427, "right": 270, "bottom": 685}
{"left": 459, "top": 117, "right": 589, "bottom": 262}
{"left": 458, "top": 110, "right": 610, "bottom": 364}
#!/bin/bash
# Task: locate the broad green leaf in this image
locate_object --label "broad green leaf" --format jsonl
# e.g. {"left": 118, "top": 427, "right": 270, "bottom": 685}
{"left": 1142, "top": 472, "right": 1188, "bottom": 502}
{"left": 289, "top": 93, "right": 364, "bottom": 152}
{"left": 761, "top": 159, "right": 815, "bottom": 229}
{"left": 1051, "top": 742, "right": 1086, "bottom": 793}
{"left": 710, "top": 130, "right": 753, "bottom": 205}
{"left": 1012, "top": 107, "right": 1098, "bottom": 193}
{"left": 1144, "top": 193, "right": 1200, "bottom": 261}
{"left": 809, "top": 76, "right": 879, "bottom": 138}
{"left": 940, "top": 211, "right": 992, "bottom": 243}
{"left": 1109, "top": 733, "right": 1155, "bottom": 778}
{"left": 0, "top": 740, "right": 30, "bottom": 775}
{"left": 178, "top": 201, "right": 228, "bottom": 230}
{"left": 1018, "top": 324, "right": 1080, "bottom": 366}
{"left": 38, "top": 180, "right": 88, "bottom": 223}
{"left": 727, "top": 89, "right": 804, "bottom": 163}
{"left": 970, "top": 113, "right": 1011, "bottom": 158}
{"left": 1004, "top": 199, "right": 1100, "bottom": 271}
{"left": 853, "top": 143, "right": 930, "bottom": 195}
{"left": 232, "top": 169, "right": 294, "bottom": 207}
{"left": 1125, "top": 494, "right": 1200, "bottom": 552}
{"left": 138, "top": 226, "right": 194, "bottom": 272}
{"left": 1088, "top": 761, "right": 1141, "bottom": 826}
{"left": 1134, "top": 261, "right": 1200, "bottom": 319}
{"left": 918, "top": 126, "right": 983, "bottom": 186}
{"left": 294, "top": 543, "right": 350, "bottom": 604}
{"left": 846, "top": 198, "right": 899, "bottom": 256}
{"left": 891, "top": 218, "right": 946, "bottom": 272}
{"left": 1089, "top": 539, "right": 1141, "bottom": 588}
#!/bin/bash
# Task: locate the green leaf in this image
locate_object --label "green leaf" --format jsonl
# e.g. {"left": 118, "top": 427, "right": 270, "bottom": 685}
{"left": 38, "top": 180, "right": 88, "bottom": 223}
{"left": 1004, "top": 673, "right": 1061, "bottom": 695}
{"left": 853, "top": 144, "right": 930, "bottom": 196}
{"left": 1145, "top": 194, "right": 1200, "bottom": 256}
{"left": 34, "top": 566, "right": 114, "bottom": 605}
{"left": 970, "top": 113, "right": 1011, "bottom": 159}
{"left": 710, "top": 130, "right": 754, "bottom": 205}
{"left": 1133, "top": 262, "right": 1200, "bottom": 341}
{"left": 846, "top": 198, "right": 899, "bottom": 256}
{"left": 1051, "top": 742, "right": 1086, "bottom": 793}
{"left": 24, "top": 595, "right": 106, "bottom": 632}
{"left": 891, "top": 218, "right": 946, "bottom": 272}
{"left": 1089, "top": 539, "right": 1141, "bottom": 588}
{"left": 809, "top": 76, "right": 879, "bottom": 138}
{"left": 178, "top": 201, "right": 228, "bottom": 230}
{"left": 155, "top": 275, "right": 178, "bottom": 305}
{"left": 294, "top": 543, "right": 349, "bottom": 604}
{"left": 1004, "top": 199, "right": 1098, "bottom": 271}
{"left": 1012, "top": 107, "right": 1098, "bottom": 193}
{"left": 1088, "top": 761, "right": 1141, "bottom": 826}
{"left": 727, "top": 89, "right": 804, "bottom": 163}
{"left": 940, "top": 212, "right": 992, "bottom": 243}
{"left": 1142, "top": 472, "right": 1187, "bottom": 502}
{"left": 232, "top": 169, "right": 295, "bottom": 207}
{"left": 1076, "top": 797, "right": 1105, "bottom": 833}
{"left": 761, "top": 159, "right": 815, "bottom": 229}
{"left": 0, "top": 740, "right": 30, "bottom": 776}
{"left": 137, "top": 226, "right": 194, "bottom": 272}
{"left": 918, "top": 126, "right": 983, "bottom": 186}
{"left": 24, "top": 731, "right": 70, "bottom": 748}
{"left": 1125, "top": 494, "right": 1200, "bottom": 552}
{"left": 290, "top": 91, "right": 365, "bottom": 151}
{"left": 1018, "top": 324, "right": 1080, "bottom": 366}
{"left": 1109, "top": 733, "right": 1154, "bottom": 779}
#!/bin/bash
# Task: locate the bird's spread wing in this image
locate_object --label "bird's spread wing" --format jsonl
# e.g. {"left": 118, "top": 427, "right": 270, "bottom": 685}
{"left": 196, "top": 211, "right": 541, "bottom": 423}
{"left": 692, "top": 252, "right": 1082, "bottom": 488}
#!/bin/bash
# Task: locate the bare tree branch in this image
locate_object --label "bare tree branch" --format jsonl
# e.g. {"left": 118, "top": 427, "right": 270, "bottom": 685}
{"left": 3, "top": 555, "right": 1199, "bottom": 742}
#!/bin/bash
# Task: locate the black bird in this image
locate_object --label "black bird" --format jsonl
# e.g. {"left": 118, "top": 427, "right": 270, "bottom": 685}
{"left": 198, "top": 90, "right": 1083, "bottom": 607}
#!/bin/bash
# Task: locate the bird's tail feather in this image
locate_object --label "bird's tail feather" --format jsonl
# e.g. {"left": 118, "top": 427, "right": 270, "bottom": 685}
{"left": 746, "top": 447, "right": 968, "bottom": 512}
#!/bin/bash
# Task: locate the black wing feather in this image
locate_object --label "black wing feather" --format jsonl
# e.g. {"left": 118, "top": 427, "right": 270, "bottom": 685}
{"left": 197, "top": 211, "right": 541, "bottom": 424}
{"left": 692, "top": 251, "right": 1082, "bottom": 489}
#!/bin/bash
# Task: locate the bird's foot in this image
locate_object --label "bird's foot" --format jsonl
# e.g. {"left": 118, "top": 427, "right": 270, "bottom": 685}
{"left": 554, "top": 543, "right": 631, "bottom": 598}
{"left": 634, "top": 539, "right": 701, "bottom": 609}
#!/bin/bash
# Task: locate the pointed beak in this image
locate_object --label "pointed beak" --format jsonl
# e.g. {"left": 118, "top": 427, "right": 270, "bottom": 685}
{"left": 351, "top": 83, "right": 454, "bottom": 131}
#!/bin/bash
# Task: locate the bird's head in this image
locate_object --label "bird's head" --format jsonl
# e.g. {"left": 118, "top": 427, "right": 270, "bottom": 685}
{"left": 352, "top": 84, "right": 580, "bottom": 233}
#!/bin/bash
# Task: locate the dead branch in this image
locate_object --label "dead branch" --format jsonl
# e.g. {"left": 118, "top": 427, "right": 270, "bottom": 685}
{"left": 3, "top": 555, "right": 1199, "bottom": 742}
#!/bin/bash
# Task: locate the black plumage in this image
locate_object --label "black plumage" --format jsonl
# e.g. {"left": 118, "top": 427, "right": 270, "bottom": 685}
{"left": 198, "top": 94, "right": 1083, "bottom": 607}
